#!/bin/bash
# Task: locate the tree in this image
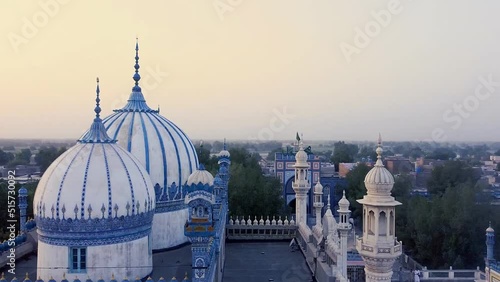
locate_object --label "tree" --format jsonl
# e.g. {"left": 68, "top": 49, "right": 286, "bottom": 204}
{"left": 426, "top": 147, "right": 456, "bottom": 160}
{"left": 0, "top": 149, "right": 15, "bottom": 166}
{"left": 331, "top": 141, "right": 359, "bottom": 169}
{"left": 228, "top": 147, "right": 285, "bottom": 217}
{"left": 16, "top": 149, "right": 31, "bottom": 163}
{"left": 195, "top": 145, "right": 218, "bottom": 174}
{"left": 427, "top": 160, "right": 478, "bottom": 196}
{"left": 341, "top": 163, "right": 370, "bottom": 219}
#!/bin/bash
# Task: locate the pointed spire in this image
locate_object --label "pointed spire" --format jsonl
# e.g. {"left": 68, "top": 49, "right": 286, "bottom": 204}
{"left": 223, "top": 138, "right": 227, "bottom": 150}
{"left": 133, "top": 37, "right": 141, "bottom": 90}
{"left": 94, "top": 77, "right": 101, "bottom": 121}
{"left": 113, "top": 38, "right": 157, "bottom": 113}
{"left": 327, "top": 194, "right": 331, "bottom": 209}
{"left": 78, "top": 78, "right": 116, "bottom": 143}
{"left": 375, "top": 133, "right": 384, "bottom": 166}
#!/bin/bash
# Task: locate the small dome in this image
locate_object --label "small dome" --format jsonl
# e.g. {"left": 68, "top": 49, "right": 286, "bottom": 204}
{"left": 295, "top": 144, "right": 308, "bottom": 164}
{"left": 364, "top": 136, "right": 394, "bottom": 196}
{"left": 18, "top": 186, "right": 28, "bottom": 196}
{"left": 338, "top": 190, "right": 350, "bottom": 211}
{"left": 487, "top": 223, "right": 494, "bottom": 233}
{"left": 314, "top": 181, "right": 323, "bottom": 194}
{"left": 33, "top": 80, "right": 155, "bottom": 245}
{"left": 219, "top": 150, "right": 230, "bottom": 158}
{"left": 187, "top": 164, "right": 214, "bottom": 186}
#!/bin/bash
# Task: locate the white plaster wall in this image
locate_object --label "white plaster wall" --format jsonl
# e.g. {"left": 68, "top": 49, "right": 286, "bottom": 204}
{"left": 37, "top": 236, "right": 152, "bottom": 281}
{"left": 152, "top": 208, "right": 188, "bottom": 250}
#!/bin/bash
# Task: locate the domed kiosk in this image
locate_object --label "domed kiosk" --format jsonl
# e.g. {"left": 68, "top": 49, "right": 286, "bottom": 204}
{"left": 98, "top": 40, "right": 199, "bottom": 249}
{"left": 33, "top": 79, "right": 156, "bottom": 280}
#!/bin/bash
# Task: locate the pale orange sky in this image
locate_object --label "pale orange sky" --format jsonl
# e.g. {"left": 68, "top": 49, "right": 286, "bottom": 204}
{"left": 2, "top": 0, "right": 500, "bottom": 142}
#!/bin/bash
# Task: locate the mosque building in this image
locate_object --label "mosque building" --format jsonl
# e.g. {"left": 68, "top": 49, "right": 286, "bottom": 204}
{"left": 2, "top": 40, "right": 499, "bottom": 282}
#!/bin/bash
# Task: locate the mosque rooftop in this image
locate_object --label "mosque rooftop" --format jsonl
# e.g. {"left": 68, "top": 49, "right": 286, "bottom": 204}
{"left": 1, "top": 245, "right": 192, "bottom": 282}
{"left": 222, "top": 241, "right": 313, "bottom": 282}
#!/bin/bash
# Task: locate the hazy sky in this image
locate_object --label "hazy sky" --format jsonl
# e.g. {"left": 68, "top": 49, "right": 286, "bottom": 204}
{"left": 3, "top": 1, "right": 500, "bottom": 142}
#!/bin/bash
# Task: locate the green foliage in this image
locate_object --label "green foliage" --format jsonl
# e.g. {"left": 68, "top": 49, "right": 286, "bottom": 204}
{"left": 398, "top": 182, "right": 497, "bottom": 269}
{"left": 227, "top": 147, "right": 286, "bottom": 217}
{"left": 357, "top": 146, "right": 377, "bottom": 162}
{"left": 195, "top": 145, "right": 218, "bottom": 174}
{"left": 427, "top": 160, "right": 478, "bottom": 196}
{"left": 35, "top": 146, "right": 67, "bottom": 173}
{"left": 0, "top": 149, "right": 15, "bottom": 166}
{"left": 343, "top": 163, "right": 370, "bottom": 219}
{"left": 16, "top": 149, "right": 31, "bottom": 163}
{"left": 331, "top": 141, "right": 359, "bottom": 169}
{"left": 426, "top": 147, "right": 456, "bottom": 160}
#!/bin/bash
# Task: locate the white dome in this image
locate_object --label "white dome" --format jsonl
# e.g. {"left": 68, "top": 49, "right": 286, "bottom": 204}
{"left": 219, "top": 150, "right": 230, "bottom": 158}
{"left": 338, "top": 190, "right": 350, "bottom": 211}
{"left": 34, "top": 136, "right": 155, "bottom": 221}
{"left": 314, "top": 181, "right": 323, "bottom": 194}
{"left": 92, "top": 44, "right": 198, "bottom": 195}
{"left": 487, "top": 224, "right": 494, "bottom": 233}
{"left": 187, "top": 165, "right": 214, "bottom": 186}
{"left": 33, "top": 86, "right": 155, "bottom": 246}
{"left": 101, "top": 97, "right": 198, "bottom": 193}
{"left": 295, "top": 145, "right": 308, "bottom": 164}
{"left": 364, "top": 141, "right": 394, "bottom": 196}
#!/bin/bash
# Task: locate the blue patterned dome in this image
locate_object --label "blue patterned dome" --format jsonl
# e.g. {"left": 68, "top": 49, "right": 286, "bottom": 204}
{"left": 99, "top": 42, "right": 198, "bottom": 199}
{"left": 33, "top": 79, "right": 155, "bottom": 246}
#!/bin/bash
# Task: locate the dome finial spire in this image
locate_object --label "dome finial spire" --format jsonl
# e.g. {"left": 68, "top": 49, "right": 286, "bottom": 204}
{"left": 375, "top": 133, "right": 384, "bottom": 164}
{"left": 133, "top": 37, "right": 141, "bottom": 90}
{"left": 94, "top": 77, "right": 101, "bottom": 121}
{"left": 223, "top": 138, "right": 227, "bottom": 150}
{"left": 327, "top": 193, "right": 331, "bottom": 209}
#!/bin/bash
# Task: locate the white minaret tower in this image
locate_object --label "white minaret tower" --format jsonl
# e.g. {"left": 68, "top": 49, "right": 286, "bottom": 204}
{"left": 293, "top": 140, "right": 310, "bottom": 225}
{"left": 313, "top": 181, "right": 324, "bottom": 228}
{"left": 356, "top": 134, "right": 402, "bottom": 282}
{"left": 337, "top": 190, "right": 352, "bottom": 278}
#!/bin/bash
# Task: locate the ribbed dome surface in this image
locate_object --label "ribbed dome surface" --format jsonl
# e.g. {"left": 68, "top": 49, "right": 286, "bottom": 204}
{"left": 34, "top": 141, "right": 155, "bottom": 220}
{"left": 338, "top": 190, "right": 350, "bottom": 211}
{"left": 364, "top": 141, "right": 395, "bottom": 196}
{"left": 102, "top": 102, "right": 198, "bottom": 192}
{"left": 187, "top": 165, "right": 214, "bottom": 186}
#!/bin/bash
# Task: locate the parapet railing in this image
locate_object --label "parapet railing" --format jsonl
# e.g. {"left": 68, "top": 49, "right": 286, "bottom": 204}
{"left": 226, "top": 216, "right": 297, "bottom": 240}
{"left": 0, "top": 273, "right": 190, "bottom": 282}
{"left": 420, "top": 266, "right": 486, "bottom": 281}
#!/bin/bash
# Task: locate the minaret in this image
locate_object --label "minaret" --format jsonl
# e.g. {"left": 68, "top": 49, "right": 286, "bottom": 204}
{"left": 313, "top": 181, "right": 324, "bottom": 228}
{"left": 18, "top": 186, "right": 28, "bottom": 233}
{"left": 356, "top": 134, "right": 402, "bottom": 282}
{"left": 293, "top": 140, "right": 310, "bottom": 225}
{"left": 486, "top": 223, "right": 495, "bottom": 264}
{"left": 337, "top": 190, "right": 352, "bottom": 278}
{"left": 218, "top": 139, "right": 231, "bottom": 207}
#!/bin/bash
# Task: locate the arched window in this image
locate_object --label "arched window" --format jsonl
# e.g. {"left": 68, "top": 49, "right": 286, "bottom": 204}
{"left": 379, "top": 211, "right": 387, "bottom": 236}
{"left": 389, "top": 211, "right": 394, "bottom": 236}
{"left": 368, "top": 210, "right": 375, "bottom": 235}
